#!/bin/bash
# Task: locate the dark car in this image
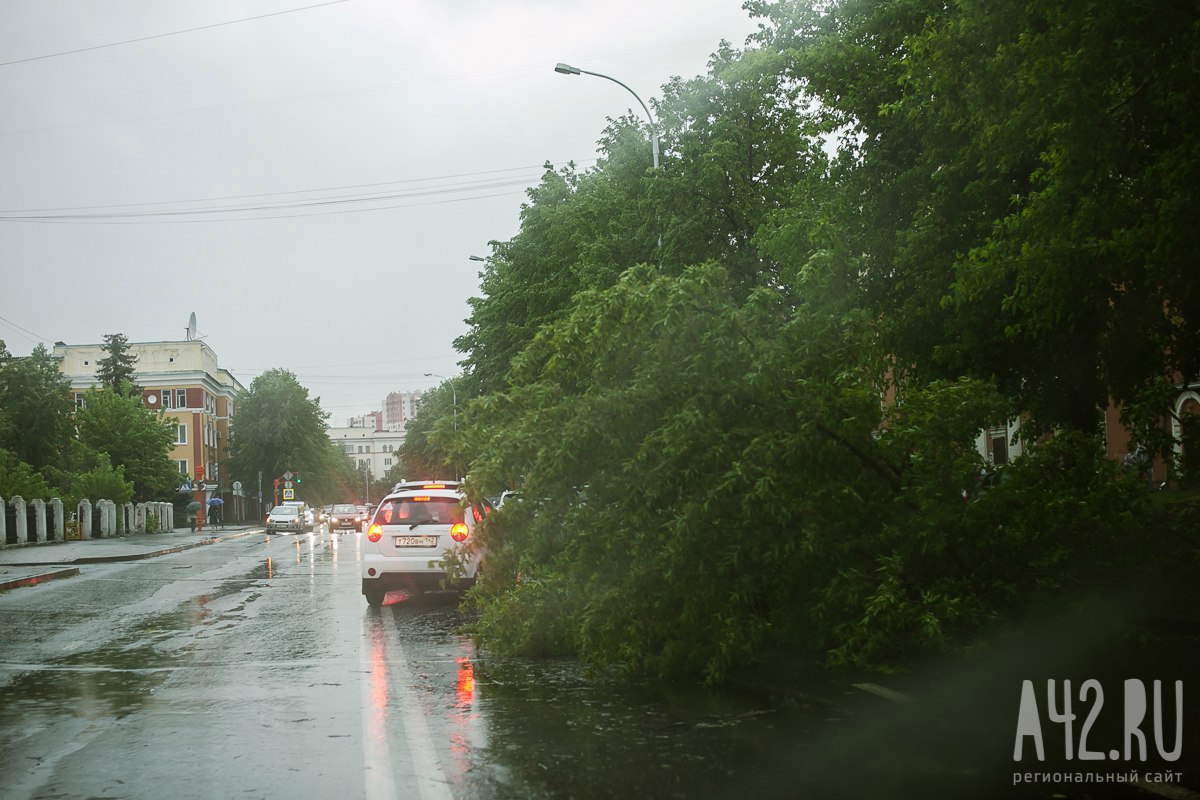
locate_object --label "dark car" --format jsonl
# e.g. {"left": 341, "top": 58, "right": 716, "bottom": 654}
{"left": 328, "top": 503, "right": 364, "bottom": 532}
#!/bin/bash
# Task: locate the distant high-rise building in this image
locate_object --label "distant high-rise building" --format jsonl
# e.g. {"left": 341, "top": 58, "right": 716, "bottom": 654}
{"left": 383, "top": 391, "right": 422, "bottom": 431}
{"left": 348, "top": 411, "right": 383, "bottom": 431}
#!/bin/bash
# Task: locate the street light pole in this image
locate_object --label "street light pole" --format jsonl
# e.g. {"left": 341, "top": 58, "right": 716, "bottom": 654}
{"left": 554, "top": 62, "right": 659, "bottom": 169}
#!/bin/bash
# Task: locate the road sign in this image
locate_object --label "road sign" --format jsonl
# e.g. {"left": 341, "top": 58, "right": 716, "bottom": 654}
{"left": 283, "top": 488, "right": 295, "bottom": 500}
{"left": 282, "top": 471, "right": 294, "bottom": 480}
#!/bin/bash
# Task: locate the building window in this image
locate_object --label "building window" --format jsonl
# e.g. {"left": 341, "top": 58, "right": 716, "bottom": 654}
{"left": 74, "top": 393, "right": 87, "bottom": 410}
{"left": 162, "top": 390, "right": 172, "bottom": 408}
{"left": 176, "top": 424, "right": 187, "bottom": 445}
{"left": 384, "top": 458, "right": 393, "bottom": 467}
{"left": 176, "top": 389, "right": 187, "bottom": 408}
{"left": 176, "top": 460, "right": 189, "bottom": 474}
{"left": 989, "top": 429, "right": 1009, "bottom": 465}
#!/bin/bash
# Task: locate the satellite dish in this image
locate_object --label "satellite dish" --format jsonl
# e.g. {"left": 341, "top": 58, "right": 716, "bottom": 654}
{"left": 186, "top": 312, "right": 197, "bottom": 341}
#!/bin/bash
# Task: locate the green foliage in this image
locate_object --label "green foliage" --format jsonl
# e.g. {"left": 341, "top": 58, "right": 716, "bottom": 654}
{"left": 74, "top": 388, "right": 178, "bottom": 502}
{"left": 399, "top": 380, "right": 462, "bottom": 481}
{"left": 96, "top": 333, "right": 139, "bottom": 395}
{"left": 66, "top": 453, "right": 135, "bottom": 508}
{"left": 0, "top": 343, "right": 74, "bottom": 470}
{"left": 0, "top": 447, "right": 58, "bottom": 499}
{"left": 459, "top": 262, "right": 887, "bottom": 681}
{"left": 444, "top": 1, "right": 1198, "bottom": 681}
{"left": 750, "top": 0, "right": 1200, "bottom": 434}
{"left": 227, "top": 369, "right": 345, "bottom": 503}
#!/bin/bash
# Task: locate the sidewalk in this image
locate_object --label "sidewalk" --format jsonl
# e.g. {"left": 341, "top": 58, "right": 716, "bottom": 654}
{"left": 0, "top": 525, "right": 263, "bottom": 593}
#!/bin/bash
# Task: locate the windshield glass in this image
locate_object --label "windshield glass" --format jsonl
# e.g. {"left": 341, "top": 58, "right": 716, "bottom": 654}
{"left": 270, "top": 506, "right": 297, "bottom": 516}
{"left": 375, "top": 496, "right": 463, "bottom": 525}
{"left": 333, "top": 504, "right": 356, "bottom": 513}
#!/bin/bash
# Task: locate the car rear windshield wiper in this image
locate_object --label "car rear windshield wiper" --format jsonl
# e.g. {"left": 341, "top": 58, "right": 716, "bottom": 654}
{"left": 408, "top": 519, "right": 437, "bottom": 529}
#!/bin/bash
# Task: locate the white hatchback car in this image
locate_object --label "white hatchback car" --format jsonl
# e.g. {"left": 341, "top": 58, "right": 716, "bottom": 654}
{"left": 265, "top": 504, "right": 304, "bottom": 534}
{"left": 361, "top": 481, "right": 490, "bottom": 605}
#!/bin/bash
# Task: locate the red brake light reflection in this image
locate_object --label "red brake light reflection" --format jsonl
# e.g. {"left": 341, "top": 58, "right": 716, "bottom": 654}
{"left": 367, "top": 523, "right": 383, "bottom": 542}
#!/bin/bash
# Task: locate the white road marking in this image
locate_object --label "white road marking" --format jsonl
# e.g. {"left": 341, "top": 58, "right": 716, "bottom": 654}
{"left": 361, "top": 607, "right": 454, "bottom": 800}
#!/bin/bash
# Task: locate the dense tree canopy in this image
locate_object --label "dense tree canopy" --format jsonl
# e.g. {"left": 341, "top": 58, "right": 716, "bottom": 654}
{"left": 437, "top": 0, "right": 1199, "bottom": 681}
{"left": 0, "top": 342, "right": 74, "bottom": 471}
{"left": 749, "top": 0, "right": 1200, "bottom": 432}
{"left": 74, "top": 387, "right": 178, "bottom": 502}
{"left": 227, "top": 368, "right": 348, "bottom": 505}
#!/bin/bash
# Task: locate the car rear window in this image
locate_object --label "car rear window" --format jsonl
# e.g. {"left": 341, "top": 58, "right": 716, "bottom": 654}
{"left": 333, "top": 505, "right": 356, "bottom": 513}
{"left": 375, "top": 496, "right": 464, "bottom": 525}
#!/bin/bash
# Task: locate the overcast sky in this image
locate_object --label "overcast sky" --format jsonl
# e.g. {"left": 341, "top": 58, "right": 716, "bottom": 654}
{"left": 0, "top": 0, "right": 761, "bottom": 423}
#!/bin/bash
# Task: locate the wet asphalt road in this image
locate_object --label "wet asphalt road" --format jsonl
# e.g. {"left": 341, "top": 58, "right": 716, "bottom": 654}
{"left": 0, "top": 528, "right": 1194, "bottom": 800}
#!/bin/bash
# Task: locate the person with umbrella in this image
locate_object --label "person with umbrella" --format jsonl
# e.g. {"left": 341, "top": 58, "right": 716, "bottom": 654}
{"left": 186, "top": 499, "right": 203, "bottom": 533}
{"left": 207, "top": 498, "right": 224, "bottom": 530}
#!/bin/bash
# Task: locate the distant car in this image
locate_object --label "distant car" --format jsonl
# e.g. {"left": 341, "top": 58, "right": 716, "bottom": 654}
{"left": 361, "top": 481, "right": 492, "bottom": 605}
{"left": 328, "top": 503, "right": 364, "bottom": 532}
{"left": 281, "top": 501, "right": 312, "bottom": 532}
{"left": 266, "top": 505, "right": 304, "bottom": 534}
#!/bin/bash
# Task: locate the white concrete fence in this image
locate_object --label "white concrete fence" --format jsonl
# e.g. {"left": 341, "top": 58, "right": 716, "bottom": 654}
{"left": 1, "top": 495, "right": 174, "bottom": 548}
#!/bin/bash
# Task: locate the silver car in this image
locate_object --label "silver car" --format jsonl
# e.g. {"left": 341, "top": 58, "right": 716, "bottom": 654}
{"left": 265, "top": 504, "right": 304, "bottom": 534}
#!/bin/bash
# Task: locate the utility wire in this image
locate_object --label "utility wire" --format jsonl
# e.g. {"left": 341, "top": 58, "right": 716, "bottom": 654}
{"left": 0, "top": 163, "right": 564, "bottom": 215}
{"left": 0, "top": 313, "right": 54, "bottom": 346}
{"left": 0, "top": 1, "right": 350, "bottom": 68}
{"left": 0, "top": 186, "right": 533, "bottom": 224}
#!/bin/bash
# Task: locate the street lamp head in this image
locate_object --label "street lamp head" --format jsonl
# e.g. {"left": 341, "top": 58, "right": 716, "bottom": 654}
{"left": 554, "top": 62, "right": 581, "bottom": 75}
{"left": 468, "top": 255, "right": 486, "bottom": 262}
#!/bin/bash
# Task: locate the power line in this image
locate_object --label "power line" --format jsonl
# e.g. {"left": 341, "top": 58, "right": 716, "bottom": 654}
{"left": 0, "top": 1, "right": 350, "bottom": 68}
{"left": 0, "top": 187, "right": 531, "bottom": 225}
{"left": 0, "top": 313, "right": 54, "bottom": 346}
{"left": 0, "top": 163, "right": 562, "bottom": 215}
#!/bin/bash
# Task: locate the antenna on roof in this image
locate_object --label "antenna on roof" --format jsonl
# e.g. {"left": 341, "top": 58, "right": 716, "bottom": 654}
{"left": 186, "top": 312, "right": 197, "bottom": 341}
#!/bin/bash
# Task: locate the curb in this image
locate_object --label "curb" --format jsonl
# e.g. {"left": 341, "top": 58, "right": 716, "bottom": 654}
{"left": 69, "top": 528, "right": 264, "bottom": 565}
{"left": 0, "top": 567, "right": 81, "bottom": 592}
{"left": 0, "top": 528, "right": 264, "bottom": 569}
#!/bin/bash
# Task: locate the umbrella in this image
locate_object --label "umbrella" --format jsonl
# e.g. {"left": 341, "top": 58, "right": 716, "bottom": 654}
{"left": 186, "top": 500, "right": 203, "bottom": 512}
{"left": 207, "top": 498, "right": 224, "bottom": 506}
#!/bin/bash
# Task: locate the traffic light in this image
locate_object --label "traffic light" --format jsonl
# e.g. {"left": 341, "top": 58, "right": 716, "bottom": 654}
{"left": 273, "top": 478, "right": 280, "bottom": 489}
{"left": 295, "top": 473, "right": 302, "bottom": 484}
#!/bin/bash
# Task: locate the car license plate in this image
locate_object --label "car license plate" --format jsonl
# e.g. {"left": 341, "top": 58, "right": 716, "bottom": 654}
{"left": 395, "top": 536, "right": 437, "bottom": 547}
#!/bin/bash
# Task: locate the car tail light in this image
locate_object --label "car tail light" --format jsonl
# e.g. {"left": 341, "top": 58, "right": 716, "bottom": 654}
{"left": 367, "top": 523, "right": 383, "bottom": 542}
{"left": 450, "top": 522, "right": 469, "bottom": 543}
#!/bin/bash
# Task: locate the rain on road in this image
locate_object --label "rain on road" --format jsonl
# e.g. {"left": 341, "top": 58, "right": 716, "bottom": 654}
{"left": 0, "top": 529, "right": 1182, "bottom": 800}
